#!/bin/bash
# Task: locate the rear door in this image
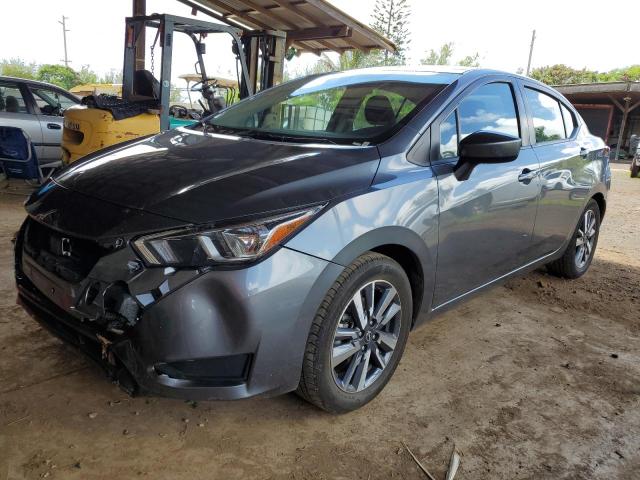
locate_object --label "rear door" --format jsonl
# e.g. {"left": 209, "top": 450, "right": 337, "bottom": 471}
{"left": 520, "top": 83, "right": 600, "bottom": 257}
{"left": 0, "top": 80, "right": 44, "bottom": 155}
{"left": 432, "top": 79, "right": 541, "bottom": 307}
{"left": 29, "top": 86, "right": 78, "bottom": 161}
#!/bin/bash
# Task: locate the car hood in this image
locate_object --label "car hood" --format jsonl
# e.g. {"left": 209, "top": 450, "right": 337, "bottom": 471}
{"left": 54, "top": 128, "right": 381, "bottom": 224}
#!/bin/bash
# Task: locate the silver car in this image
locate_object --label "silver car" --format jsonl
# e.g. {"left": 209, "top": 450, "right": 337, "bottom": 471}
{"left": 0, "top": 76, "right": 79, "bottom": 162}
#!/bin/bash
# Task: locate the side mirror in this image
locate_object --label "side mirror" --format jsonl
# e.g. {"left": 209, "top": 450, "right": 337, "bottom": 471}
{"left": 455, "top": 131, "right": 522, "bottom": 181}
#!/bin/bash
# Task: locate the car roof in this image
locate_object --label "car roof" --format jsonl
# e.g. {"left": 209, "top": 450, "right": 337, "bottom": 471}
{"left": 0, "top": 75, "right": 73, "bottom": 92}
{"left": 306, "top": 65, "right": 535, "bottom": 88}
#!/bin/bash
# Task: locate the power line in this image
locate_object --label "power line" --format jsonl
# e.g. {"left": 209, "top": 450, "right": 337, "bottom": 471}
{"left": 59, "top": 15, "right": 71, "bottom": 67}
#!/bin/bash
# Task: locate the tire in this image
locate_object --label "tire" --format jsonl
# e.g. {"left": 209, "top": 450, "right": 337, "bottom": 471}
{"left": 547, "top": 199, "right": 601, "bottom": 279}
{"left": 297, "top": 252, "right": 413, "bottom": 413}
{"left": 631, "top": 160, "right": 639, "bottom": 178}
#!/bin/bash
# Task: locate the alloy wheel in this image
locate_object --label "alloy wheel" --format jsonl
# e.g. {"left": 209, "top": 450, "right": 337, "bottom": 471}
{"left": 331, "top": 280, "right": 402, "bottom": 393}
{"left": 575, "top": 209, "right": 597, "bottom": 269}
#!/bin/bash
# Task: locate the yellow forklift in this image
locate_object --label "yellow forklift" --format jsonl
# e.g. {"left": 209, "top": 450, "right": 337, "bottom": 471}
{"left": 62, "top": 13, "right": 253, "bottom": 164}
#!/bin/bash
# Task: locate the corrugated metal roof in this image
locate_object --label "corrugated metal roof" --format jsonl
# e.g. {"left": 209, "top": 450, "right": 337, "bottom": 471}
{"left": 180, "top": 0, "right": 396, "bottom": 54}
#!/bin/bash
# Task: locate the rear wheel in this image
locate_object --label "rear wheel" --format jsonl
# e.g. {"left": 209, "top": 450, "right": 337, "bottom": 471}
{"left": 297, "top": 252, "right": 412, "bottom": 413}
{"left": 547, "top": 199, "right": 600, "bottom": 279}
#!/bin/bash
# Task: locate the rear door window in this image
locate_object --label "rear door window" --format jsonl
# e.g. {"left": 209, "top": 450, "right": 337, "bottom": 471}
{"left": 30, "top": 87, "right": 77, "bottom": 116}
{"left": 525, "top": 88, "right": 566, "bottom": 143}
{"left": 0, "top": 82, "right": 29, "bottom": 114}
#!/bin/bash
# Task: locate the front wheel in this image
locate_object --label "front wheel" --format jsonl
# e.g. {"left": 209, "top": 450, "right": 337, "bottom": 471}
{"left": 297, "top": 252, "right": 412, "bottom": 413}
{"left": 547, "top": 199, "right": 601, "bottom": 279}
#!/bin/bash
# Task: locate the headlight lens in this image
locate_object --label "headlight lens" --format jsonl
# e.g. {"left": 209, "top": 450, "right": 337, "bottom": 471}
{"left": 133, "top": 205, "right": 323, "bottom": 267}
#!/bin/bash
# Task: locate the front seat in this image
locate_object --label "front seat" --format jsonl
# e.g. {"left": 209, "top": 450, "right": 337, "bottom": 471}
{"left": 364, "top": 95, "right": 395, "bottom": 127}
{"left": 5, "top": 96, "right": 19, "bottom": 113}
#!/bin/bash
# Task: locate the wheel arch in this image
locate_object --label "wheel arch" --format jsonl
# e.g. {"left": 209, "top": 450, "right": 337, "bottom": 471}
{"left": 330, "top": 226, "right": 435, "bottom": 326}
{"left": 591, "top": 192, "right": 606, "bottom": 220}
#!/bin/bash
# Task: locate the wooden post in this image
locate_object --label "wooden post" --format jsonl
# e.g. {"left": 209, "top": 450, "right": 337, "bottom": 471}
{"left": 133, "top": 0, "right": 146, "bottom": 71}
{"left": 614, "top": 97, "right": 631, "bottom": 162}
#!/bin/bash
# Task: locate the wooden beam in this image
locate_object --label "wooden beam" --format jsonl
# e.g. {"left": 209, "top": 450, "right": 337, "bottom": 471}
{"left": 629, "top": 99, "right": 640, "bottom": 113}
{"left": 607, "top": 94, "right": 626, "bottom": 112}
{"left": 196, "top": 0, "right": 270, "bottom": 29}
{"left": 287, "top": 26, "right": 351, "bottom": 42}
{"left": 177, "top": 0, "right": 246, "bottom": 29}
{"left": 270, "top": 0, "right": 319, "bottom": 26}
{"left": 303, "top": 0, "right": 395, "bottom": 52}
{"left": 270, "top": 0, "right": 363, "bottom": 52}
{"left": 222, "top": 0, "right": 297, "bottom": 29}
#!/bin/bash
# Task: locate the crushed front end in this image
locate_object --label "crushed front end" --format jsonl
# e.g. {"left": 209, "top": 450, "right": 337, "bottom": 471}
{"left": 15, "top": 181, "right": 339, "bottom": 400}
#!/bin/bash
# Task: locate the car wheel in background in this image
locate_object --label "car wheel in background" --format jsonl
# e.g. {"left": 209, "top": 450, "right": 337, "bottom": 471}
{"left": 297, "top": 252, "right": 412, "bottom": 413}
{"left": 547, "top": 199, "right": 601, "bottom": 279}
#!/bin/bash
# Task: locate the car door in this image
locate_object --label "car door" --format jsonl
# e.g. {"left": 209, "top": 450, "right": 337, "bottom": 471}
{"left": 431, "top": 79, "right": 541, "bottom": 307}
{"left": 520, "top": 83, "right": 601, "bottom": 257}
{"left": 0, "top": 80, "right": 44, "bottom": 156}
{"left": 29, "top": 86, "right": 78, "bottom": 161}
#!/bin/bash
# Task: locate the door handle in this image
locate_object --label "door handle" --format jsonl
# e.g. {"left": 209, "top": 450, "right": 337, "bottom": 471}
{"left": 47, "top": 123, "right": 61, "bottom": 130}
{"left": 518, "top": 168, "right": 538, "bottom": 183}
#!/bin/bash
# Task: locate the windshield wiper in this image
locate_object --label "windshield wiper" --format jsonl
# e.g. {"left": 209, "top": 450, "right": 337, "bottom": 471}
{"left": 235, "top": 129, "right": 338, "bottom": 145}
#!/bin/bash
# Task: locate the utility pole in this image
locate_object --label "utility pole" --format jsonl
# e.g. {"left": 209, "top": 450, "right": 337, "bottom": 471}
{"left": 526, "top": 29, "right": 536, "bottom": 76}
{"left": 59, "top": 16, "right": 70, "bottom": 67}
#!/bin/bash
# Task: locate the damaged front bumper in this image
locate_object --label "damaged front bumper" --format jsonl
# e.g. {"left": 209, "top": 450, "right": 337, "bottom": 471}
{"left": 15, "top": 213, "right": 342, "bottom": 401}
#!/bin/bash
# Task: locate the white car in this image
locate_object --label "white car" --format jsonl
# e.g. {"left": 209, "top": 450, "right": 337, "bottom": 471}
{"left": 0, "top": 76, "right": 79, "bottom": 162}
{"left": 632, "top": 145, "right": 640, "bottom": 178}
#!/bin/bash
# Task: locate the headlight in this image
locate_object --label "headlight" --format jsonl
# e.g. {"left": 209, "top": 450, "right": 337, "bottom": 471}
{"left": 132, "top": 205, "right": 324, "bottom": 267}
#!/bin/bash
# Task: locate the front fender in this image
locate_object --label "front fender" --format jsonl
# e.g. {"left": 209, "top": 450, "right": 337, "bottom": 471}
{"left": 286, "top": 165, "right": 439, "bottom": 319}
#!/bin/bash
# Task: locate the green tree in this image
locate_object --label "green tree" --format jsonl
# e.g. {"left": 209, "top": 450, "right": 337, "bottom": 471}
{"left": 458, "top": 53, "right": 480, "bottom": 68}
{"left": 421, "top": 43, "right": 480, "bottom": 67}
{"left": 169, "top": 84, "right": 183, "bottom": 103}
{"left": 76, "top": 65, "right": 98, "bottom": 84}
{"left": 308, "top": 50, "right": 379, "bottom": 74}
{"left": 37, "top": 64, "right": 78, "bottom": 89}
{"left": 99, "top": 69, "right": 123, "bottom": 84}
{"left": 421, "top": 42, "right": 454, "bottom": 65}
{"left": 529, "top": 64, "right": 598, "bottom": 85}
{"left": 0, "top": 58, "right": 37, "bottom": 79}
{"left": 370, "top": 0, "right": 411, "bottom": 65}
{"left": 596, "top": 65, "right": 640, "bottom": 82}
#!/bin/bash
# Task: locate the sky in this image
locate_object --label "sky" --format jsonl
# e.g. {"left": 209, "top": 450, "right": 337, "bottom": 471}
{"left": 1, "top": 0, "right": 638, "bottom": 86}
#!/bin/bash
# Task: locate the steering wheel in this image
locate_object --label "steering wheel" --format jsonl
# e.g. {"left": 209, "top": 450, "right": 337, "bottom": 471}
{"left": 190, "top": 78, "right": 217, "bottom": 92}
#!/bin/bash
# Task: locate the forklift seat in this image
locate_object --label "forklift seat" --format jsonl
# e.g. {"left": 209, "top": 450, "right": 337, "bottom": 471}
{"left": 133, "top": 70, "right": 160, "bottom": 99}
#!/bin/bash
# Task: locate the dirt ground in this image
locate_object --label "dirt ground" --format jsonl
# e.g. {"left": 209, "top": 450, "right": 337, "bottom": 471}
{"left": 0, "top": 168, "right": 638, "bottom": 480}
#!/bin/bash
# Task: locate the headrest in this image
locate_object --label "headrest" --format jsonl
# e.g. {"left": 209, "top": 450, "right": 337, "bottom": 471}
{"left": 364, "top": 95, "right": 395, "bottom": 126}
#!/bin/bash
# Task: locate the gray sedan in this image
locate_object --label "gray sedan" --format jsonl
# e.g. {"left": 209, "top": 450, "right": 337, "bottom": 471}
{"left": 15, "top": 67, "right": 610, "bottom": 413}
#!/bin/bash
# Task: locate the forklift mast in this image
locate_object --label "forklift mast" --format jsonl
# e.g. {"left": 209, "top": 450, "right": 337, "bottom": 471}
{"left": 122, "top": 14, "right": 253, "bottom": 131}
{"left": 239, "top": 30, "right": 287, "bottom": 99}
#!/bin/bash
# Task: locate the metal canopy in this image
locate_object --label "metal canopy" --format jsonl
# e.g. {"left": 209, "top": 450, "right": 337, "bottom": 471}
{"left": 178, "top": 0, "right": 396, "bottom": 54}
{"left": 556, "top": 82, "right": 640, "bottom": 159}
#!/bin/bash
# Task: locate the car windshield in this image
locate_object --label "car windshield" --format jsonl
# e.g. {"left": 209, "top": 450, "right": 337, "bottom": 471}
{"left": 200, "top": 71, "right": 455, "bottom": 145}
